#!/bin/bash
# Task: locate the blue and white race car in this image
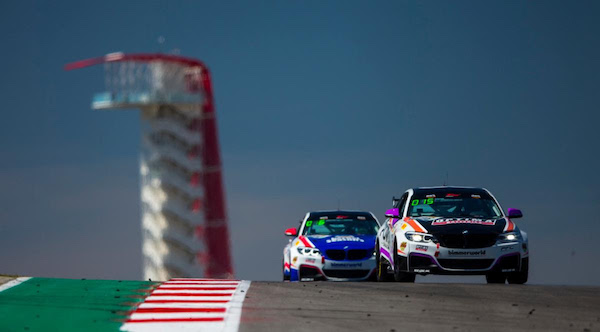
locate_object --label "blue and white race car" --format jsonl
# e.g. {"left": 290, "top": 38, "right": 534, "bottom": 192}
{"left": 283, "top": 211, "right": 380, "bottom": 281}
{"left": 375, "top": 187, "right": 529, "bottom": 284}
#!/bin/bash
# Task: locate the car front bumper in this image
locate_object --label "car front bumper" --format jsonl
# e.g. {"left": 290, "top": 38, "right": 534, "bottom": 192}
{"left": 403, "top": 241, "right": 528, "bottom": 275}
{"left": 290, "top": 255, "right": 376, "bottom": 281}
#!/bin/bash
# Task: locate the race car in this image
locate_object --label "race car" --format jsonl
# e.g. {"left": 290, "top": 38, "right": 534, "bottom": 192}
{"left": 283, "top": 210, "right": 380, "bottom": 281}
{"left": 375, "top": 187, "right": 528, "bottom": 284}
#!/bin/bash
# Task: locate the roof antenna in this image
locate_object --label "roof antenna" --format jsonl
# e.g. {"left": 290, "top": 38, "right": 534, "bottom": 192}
{"left": 443, "top": 171, "right": 449, "bottom": 186}
{"left": 337, "top": 198, "right": 341, "bottom": 211}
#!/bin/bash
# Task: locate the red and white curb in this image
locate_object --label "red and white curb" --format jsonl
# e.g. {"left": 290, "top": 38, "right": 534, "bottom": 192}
{"left": 121, "top": 278, "right": 251, "bottom": 332}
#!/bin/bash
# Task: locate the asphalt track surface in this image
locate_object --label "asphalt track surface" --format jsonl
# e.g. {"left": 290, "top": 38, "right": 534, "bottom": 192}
{"left": 240, "top": 281, "right": 600, "bottom": 332}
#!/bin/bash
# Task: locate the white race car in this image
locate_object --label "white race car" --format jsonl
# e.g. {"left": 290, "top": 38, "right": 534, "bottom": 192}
{"left": 375, "top": 187, "right": 529, "bottom": 284}
{"left": 283, "top": 211, "right": 380, "bottom": 281}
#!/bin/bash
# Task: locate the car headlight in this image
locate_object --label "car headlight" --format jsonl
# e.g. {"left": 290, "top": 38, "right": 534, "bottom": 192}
{"left": 405, "top": 232, "right": 437, "bottom": 243}
{"left": 497, "top": 232, "right": 521, "bottom": 242}
{"left": 297, "top": 247, "right": 321, "bottom": 256}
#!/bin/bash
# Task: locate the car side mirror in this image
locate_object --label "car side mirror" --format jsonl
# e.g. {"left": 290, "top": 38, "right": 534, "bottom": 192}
{"left": 284, "top": 227, "right": 297, "bottom": 236}
{"left": 385, "top": 208, "right": 401, "bottom": 218}
{"left": 507, "top": 208, "right": 523, "bottom": 219}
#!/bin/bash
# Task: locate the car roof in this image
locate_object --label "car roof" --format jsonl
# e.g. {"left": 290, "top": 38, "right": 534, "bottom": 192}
{"left": 308, "top": 210, "right": 373, "bottom": 215}
{"left": 411, "top": 186, "right": 490, "bottom": 195}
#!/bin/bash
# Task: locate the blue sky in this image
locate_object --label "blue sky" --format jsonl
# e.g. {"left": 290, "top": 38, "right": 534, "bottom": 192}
{"left": 0, "top": 1, "right": 599, "bottom": 284}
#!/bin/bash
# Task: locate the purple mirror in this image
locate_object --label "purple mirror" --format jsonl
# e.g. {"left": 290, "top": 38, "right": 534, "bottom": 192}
{"left": 385, "top": 208, "right": 400, "bottom": 218}
{"left": 385, "top": 208, "right": 401, "bottom": 226}
{"left": 507, "top": 208, "right": 523, "bottom": 219}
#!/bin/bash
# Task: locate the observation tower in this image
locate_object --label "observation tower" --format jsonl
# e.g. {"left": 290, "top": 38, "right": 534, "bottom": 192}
{"left": 65, "top": 53, "right": 233, "bottom": 280}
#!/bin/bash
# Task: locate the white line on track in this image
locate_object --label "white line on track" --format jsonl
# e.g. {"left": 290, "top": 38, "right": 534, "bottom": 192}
{"left": 130, "top": 313, "right": 228, "bottom": 320}
{"left": 153, "top": 290, "right": 236, "bottom": 294}
{"left": 144, "top": 296, "right": 234, "bottom": 302}
{"left": 0, "top": 277, "right": 31, "bottom": 293}
{"left": 139, "top": 303, "right": 229, "bottom": 309}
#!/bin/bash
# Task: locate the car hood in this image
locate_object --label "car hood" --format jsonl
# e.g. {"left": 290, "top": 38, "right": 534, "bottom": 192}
{"left": 306, "top": 235, "right": 376, "bottom": 251}
{"left": 412, "top": 217, "right": 511, "bottom": 237}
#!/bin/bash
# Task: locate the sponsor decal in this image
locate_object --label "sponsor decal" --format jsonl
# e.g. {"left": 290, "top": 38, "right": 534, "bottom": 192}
{"left": 446, "top": 193, "right": 461, "bottom": 197}
{"left": 448, "top": 250, "right": 486, "bottom": 256}
{"left": 414, "top": 269, "right": 430, "bottom": 273}
{"left": 357, "top": 216, "right": 366, "bottom": 220}
{"left": 471, "top": 194, "right": 481, "bottom": 199}
{"left": 502, "top": 268, "right": 516, "bottom": 273}
{"left": 432, "top": 218, "right": 496, "bottom": 226}
{"left": 330, "top": 262, "right": 362, "bottom": 268}
{"left": 415, "top": 245, "right": 428, "bottom": 252}
{"left": 426, "top": 194, "right": 436, "bottom": 198}
{"left": 401, "top": 223, "right": 408, "bottom": 230}
{"left": 400, "top": 242, "right": 407, "bottom": 251}
{"left": 305, "top": 258, "right": 316, "bottom": 264}
{"left": 336, "top": 215, "right": 349, "bottom": 219}
{"left": 500, "top": 246, "right": 514, "bottom": 252}
{"left": 292, "top": 257, "right": 298, "bottom": 264}
{"left": 326, "top": 235, "right": 365, "bottom": 243}
{"left": 295, "top": 241, "right": 300, "bottom": 246}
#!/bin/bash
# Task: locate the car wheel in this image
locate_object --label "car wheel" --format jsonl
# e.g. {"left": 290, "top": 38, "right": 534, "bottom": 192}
{"left": 376, "top": 243, "right": 394, "bottom": 282}
{"left": 507, "top": 258, "right": 528, "bottom": 284}
{"left": 393, "top": 241, "right": 415, "bottom": 283}
{"left": 486, "top": 272, "right": 506, "bottom": 284}
{"left": 283, "top": 259, "right": 290, "bottom": 281}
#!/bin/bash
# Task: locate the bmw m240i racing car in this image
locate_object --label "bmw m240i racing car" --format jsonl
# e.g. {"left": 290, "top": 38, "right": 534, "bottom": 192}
{"left": 283, "top": 211, "right": 380, "bottom": 281}
{"left": 376, "top": 187, "right": 528, "bottom": 284}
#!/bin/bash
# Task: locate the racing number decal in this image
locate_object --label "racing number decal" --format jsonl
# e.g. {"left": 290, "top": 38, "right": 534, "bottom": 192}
{"left": 411, "top": 198, "right": 434, "bottom": 206}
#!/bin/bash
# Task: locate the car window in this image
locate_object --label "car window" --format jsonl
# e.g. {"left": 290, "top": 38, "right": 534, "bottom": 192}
{"left": 303, "top": 217, "right": 379, "bottom": 236}
{"left": 407, "top": 193, "right": 503, "bottom": 219}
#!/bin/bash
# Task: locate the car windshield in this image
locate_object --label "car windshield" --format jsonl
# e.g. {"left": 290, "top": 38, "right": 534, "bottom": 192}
{"left": 407, "top": 193, "right": 503, "bottom": 219}
{"left": 303, "top": 217, "right": 379, "bottom": 236}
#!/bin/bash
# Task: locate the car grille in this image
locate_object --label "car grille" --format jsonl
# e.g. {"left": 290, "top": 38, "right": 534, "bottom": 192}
{"left": 438, "top": 259, "right": 494, "bottom": 270}
{"left": 347, "top": 249, "right": 368, "bottom": 260}
{"left": 326, "top": 249, "right": 346, "bottom": 260}
{"left": 326, "top": 249, "right": 372, "bottom": 261}
{"left": 323, "top": 269, "right": 370, "bottom": 279}
{"left": 438, "top": 234, "right": 497, "bottom": 249}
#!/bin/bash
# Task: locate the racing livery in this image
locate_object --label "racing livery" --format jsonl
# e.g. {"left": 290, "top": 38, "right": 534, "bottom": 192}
{"left": 376, "top": 187, "right": 529, "bottom": 284}
{"left": 283, "top": 211, "right": 380, "bottom": 281}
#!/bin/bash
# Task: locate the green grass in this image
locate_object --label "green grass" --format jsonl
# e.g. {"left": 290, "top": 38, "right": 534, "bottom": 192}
{"left": 0, "top": 277, "right": 158, "bottom": 332}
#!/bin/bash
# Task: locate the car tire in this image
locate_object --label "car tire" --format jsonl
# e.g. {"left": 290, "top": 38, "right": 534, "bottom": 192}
{"left": 393, "top": 240, "right": 416, "bottom": 283}
{"left": 375, "top": 243, "right": 394, "bottom": 282}
{"left": 507, "top": 258, "right": 528, "bottom": 284}
{"left": 283, "top": 259, "right": 290, "bottom": 281}
{"left": 486, "top": 272, "right": 506, "bottom": 284}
